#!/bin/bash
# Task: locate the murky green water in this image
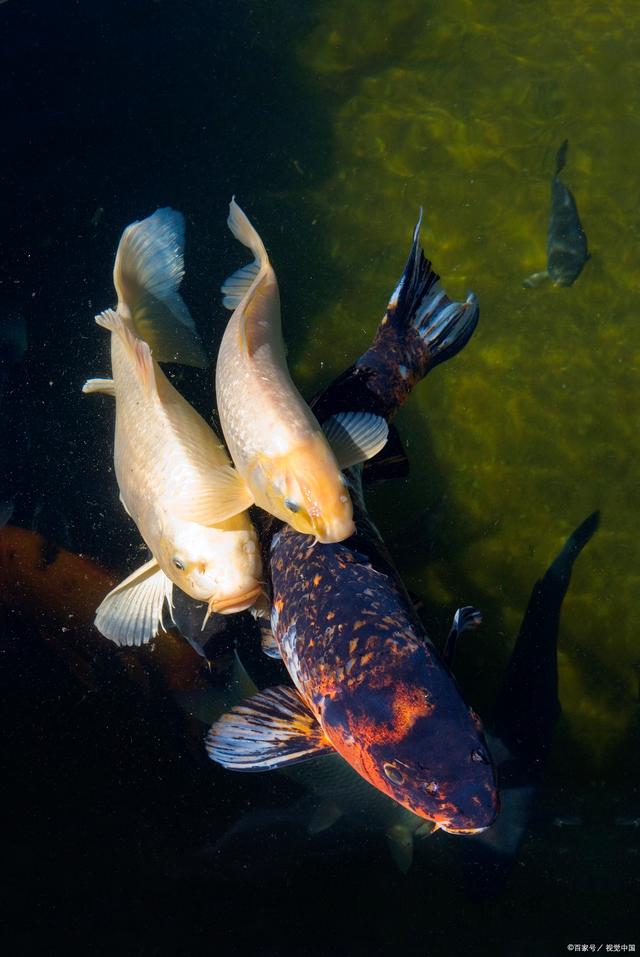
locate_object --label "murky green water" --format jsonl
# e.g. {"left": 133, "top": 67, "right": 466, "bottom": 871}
{"left": 3, "top": 2, "right": 638, "bottom": 952}
{"left": 250, "top": 0, "right": 640, "bottom": 763}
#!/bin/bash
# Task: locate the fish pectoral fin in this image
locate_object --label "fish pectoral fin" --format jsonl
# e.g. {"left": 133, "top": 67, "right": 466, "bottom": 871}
{"left": 114, "top": 209, "right": 208, "bottom": 368}
{"left": 205, "top": 685, "right": 334, "bottom": 771}
{"left": 172, "top": 467, "right": 254, "bottom": 525}
{"left": 323, "top": 411, "right": 389, "bottom": 470}
{"left": 94, "top": 558, "right": 174, "bottom": 647}
{"left": 386, "top": 824, "right": 415, "bottom": 873}
{"left": 522, "top": 271, "right": 550, "bottom": 288}
{"left": 82, "top": 377, "right": 115, "bottom": 397}
{"left": 259, "top": 621, "right": 281, "bottom": 659}
{"left": 95, "top": 309, "right": 157, "bottom": 393}
{"left": 221, "top": 261, "right": 260, "bottom": 310}
{"left": 308, "top": 801, "right": 343, "bottom": 835}
{"left": 442, "top": 605, "right": 482, "bottom": 670}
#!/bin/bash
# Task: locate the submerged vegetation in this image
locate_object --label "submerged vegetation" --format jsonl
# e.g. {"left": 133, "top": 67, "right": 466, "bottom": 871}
{"left": 250, "top": 0, "right": 640, "bottom": 759}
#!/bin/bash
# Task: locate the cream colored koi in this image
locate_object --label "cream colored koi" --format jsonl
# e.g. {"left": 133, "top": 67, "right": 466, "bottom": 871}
{"left": 215, "top": 199, "right": 388, "bottom": 543}
{"left": 83, "top": 209, "right": 262, "bottom": 647}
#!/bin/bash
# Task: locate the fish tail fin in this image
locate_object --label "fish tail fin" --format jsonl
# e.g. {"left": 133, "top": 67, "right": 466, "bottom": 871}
{"left": 221, "top": 198, "right": 269, "bottom": 310}
{"left": 545, "top": 509, "right": 600, "bottom": 593}
{"left": 555, "top": 139, "right": 569, "bottom": 177}
{"left": 386, "top": 211, "right": 479, "bottom": 369}
{"left": 112, "top": 208, "right": 208, "bottom": 368}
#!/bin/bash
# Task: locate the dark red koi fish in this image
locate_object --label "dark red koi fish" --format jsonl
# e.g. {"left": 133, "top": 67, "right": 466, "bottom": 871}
{"left": 207, "top": 214, "right": 498, "bottom": 834}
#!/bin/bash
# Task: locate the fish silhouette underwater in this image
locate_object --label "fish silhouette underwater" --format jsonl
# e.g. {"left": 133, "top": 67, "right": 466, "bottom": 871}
{"left": 524, "top": 139, "right": 590, "bottom": 288}
{"left": 207, "top": 213, "right": 500, "bottom": 834}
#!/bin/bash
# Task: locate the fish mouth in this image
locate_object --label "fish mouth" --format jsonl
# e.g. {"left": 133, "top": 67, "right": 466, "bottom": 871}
{"left": 439, "top": 823, "right": 491, "bottom": 836}
{"left": 312, "top": 517, "right": 356, "bottom": 545}
{"left": 211, "top": 584, "right": 263, "bottom": 615}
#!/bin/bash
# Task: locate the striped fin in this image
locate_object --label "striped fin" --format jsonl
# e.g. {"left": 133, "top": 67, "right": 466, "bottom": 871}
{"left": 259, "top": 620, "right": 281, "bottom": 659}
{"left": 323, "top": 411, "right": 388, "bottom": 470}
{"left": 386, "top": 210, "right": 479, "bottom": 368}
{"left": 221, "top": 262, "right": 260, "bottom": 310}
{"left": 205, "top": 685, "right": 334, "bottom": 771}
{"left": 94, "top": 558, "right": 173, "bottom": 647}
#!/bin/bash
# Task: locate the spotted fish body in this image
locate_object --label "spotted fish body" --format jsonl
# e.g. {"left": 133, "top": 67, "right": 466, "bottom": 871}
{"left": 208, "top": 214, "right": 498, "bottom": 832}
{"left": 272, "top": 220, "right": 497, "bottom": 831}
{"left": 269, "top": 518, "right": 497, "bottom": 832}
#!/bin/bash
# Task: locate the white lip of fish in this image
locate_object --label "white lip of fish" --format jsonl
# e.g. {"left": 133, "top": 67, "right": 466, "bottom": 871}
{"left": 214, "top": 198, "right": 389, "bottom": 541}
{"left": 83, "top": 207, "right": 263, "bottom": 648}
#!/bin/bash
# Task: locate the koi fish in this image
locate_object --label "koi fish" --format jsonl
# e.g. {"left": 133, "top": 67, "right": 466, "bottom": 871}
{"left": 195, "top": 511, "right": 597, "bottom": 873}
{"left": 207, "top": 213, "right": 498, "bottom": 833}
{"left": 524, "top": 139, "right": 590, "bottom": 288}
{"left": 214, "top": 199, "right": 389, "bottom": 543}
{"left": 83, "top": 209, "right": 263, "bottom": 647}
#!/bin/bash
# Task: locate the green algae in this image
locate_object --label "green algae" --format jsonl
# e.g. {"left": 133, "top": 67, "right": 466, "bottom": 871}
{"left": 261, "top": 0, "right": 640, "bottom": 764}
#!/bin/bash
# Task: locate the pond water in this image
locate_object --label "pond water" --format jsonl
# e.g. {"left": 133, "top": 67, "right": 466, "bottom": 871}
{"left": 2, "top": 1, "right": 638, "bottom": 954}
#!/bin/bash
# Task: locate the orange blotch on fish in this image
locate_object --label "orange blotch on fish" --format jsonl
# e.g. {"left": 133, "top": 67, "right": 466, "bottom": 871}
{"left": 313, "top": 574, "right": 322, "bottom": 586}
{"left": 357, "top": 685, "right": 434, "bottom": 748}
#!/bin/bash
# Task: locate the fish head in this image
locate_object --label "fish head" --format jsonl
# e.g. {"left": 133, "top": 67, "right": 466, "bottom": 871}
{"left": 162, "top": 520, "right": 264, "bottom": 615}
{"left": 321, "top": 660, "right": 499, "bottom": 834}
{"left": 260, "top": 435, "right": 355, "bottom": 543}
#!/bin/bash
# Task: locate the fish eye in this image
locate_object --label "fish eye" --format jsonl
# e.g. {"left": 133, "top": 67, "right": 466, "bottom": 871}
{"left": 284, "top": 498, "right": 300, "bottom": 513}
{"left": 383, "top": 763, "right": 405, "bottom": 785}
{"left": 172, "top": 557, "right": 185, "bottom": 571}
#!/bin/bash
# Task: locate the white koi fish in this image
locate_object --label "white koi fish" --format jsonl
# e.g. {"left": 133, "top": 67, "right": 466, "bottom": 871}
{"left": 215, "top": 199, "right": 388, "bottom": 543}
{"left": 84, "top": 209, "right": 262, "bottom": 646}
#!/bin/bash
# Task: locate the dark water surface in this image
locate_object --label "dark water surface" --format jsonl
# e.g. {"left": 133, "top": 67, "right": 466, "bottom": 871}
{"left": 1, "top": 2, "right": 638, "bottom": 954}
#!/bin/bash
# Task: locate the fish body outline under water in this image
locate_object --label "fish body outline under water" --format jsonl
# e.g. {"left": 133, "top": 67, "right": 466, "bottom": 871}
{"left": 524, "top": 139, "right": 590, "bottom": 288}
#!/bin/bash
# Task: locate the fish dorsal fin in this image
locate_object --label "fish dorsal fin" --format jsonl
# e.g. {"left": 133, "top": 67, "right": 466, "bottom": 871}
{"left": 82, "top": 377, "right": 115, "bottom": 397}
{"left": 94, "top": 558, "right": 174, "bottom": 647}
{"left": 221, "top": 198, "right": 268, "bottom": 311}
{"left": 205, "top": 685, "right": 334, "bottom": 770}
{"left": 323, "top": 412, "right": 389, "bottom": 470}
{"left": 221, "top": 199, "right": 281, "bottom": 358}
{"left": 114, "top": 208, "right": 208, "bottom": 368}
{"left": 172, "top": 465, "right": 254, "bottom": 525}
{"left": 259, "top": 621, "right": 282, "bottom": 659}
